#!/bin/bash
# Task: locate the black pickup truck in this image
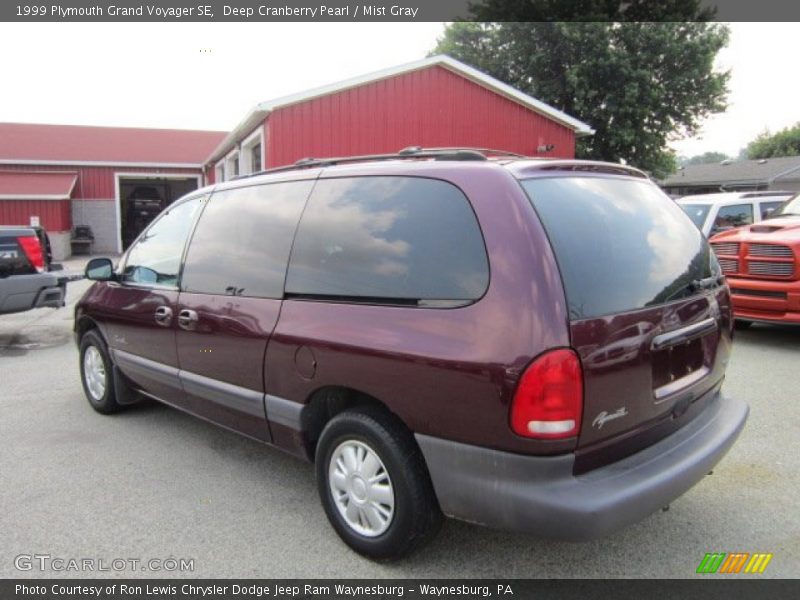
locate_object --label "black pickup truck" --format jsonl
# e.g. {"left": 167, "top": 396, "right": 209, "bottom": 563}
{"left": 0, "top": 226, "right": 67, "bottom": 315}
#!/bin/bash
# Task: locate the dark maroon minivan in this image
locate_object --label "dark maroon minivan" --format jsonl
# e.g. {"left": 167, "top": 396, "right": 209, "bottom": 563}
{"left": 75, "top": 149, "right": 748, "bottom": 559}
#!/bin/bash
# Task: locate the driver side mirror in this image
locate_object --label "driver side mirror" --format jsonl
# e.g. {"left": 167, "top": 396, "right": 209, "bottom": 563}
{"left": 85, "top": 258, "right": 115, "bottom": 281}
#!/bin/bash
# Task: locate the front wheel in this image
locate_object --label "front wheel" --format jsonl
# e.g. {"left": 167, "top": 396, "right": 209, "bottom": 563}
{"left": 79, "top": 330, "right": 121, "bottom": 414}
{"left": 315, "top": 406, "right": 442, "bottom": 560}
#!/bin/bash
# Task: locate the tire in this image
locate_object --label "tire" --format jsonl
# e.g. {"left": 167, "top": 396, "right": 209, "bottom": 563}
{"left": 79, "top": 330, "right": 121, "bottom": 414}
{"left": 315, "top": 406, "right": 442, "bottom": 560}
{"left": 734, "top": 319, "right": 753, "bottom": 330}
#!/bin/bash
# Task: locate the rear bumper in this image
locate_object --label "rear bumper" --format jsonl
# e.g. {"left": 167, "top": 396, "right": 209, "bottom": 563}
{"left": 727, "top": 276, "right": 800, "bottom": 324}
{"left": 416, "top": 392, "right": 748, "bottom": 540}
{"left": 0, "top": 272, "right": 65, "bottom": 314}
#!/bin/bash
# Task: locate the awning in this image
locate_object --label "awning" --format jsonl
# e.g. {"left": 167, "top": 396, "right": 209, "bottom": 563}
{"left": 0, "top": 171, "right": 78, "bottom": 200}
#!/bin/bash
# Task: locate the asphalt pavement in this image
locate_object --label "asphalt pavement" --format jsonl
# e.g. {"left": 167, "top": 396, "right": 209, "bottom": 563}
{"left": 0, "top": 260, "right": 798, "bottom": 578}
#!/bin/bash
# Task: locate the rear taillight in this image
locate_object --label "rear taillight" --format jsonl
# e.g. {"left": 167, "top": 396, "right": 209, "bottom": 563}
{"left": 510, "top": 348, "right": 583, "bottom": 439}
{"left": 17, "top": 235, "right": 44, "bottom": 273}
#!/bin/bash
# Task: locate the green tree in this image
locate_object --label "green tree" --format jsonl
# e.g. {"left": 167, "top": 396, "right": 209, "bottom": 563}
{"left": 467, "top": 0, "right": 717, "bottom": 21}
{"left": 746, "top": 123, "right": 800, "bottom": 159}
{"left": 683, "top": 151, "right": 730, "bottom": 166}
{"left": 432, "top": 22, "right": 729, "bottom": 178}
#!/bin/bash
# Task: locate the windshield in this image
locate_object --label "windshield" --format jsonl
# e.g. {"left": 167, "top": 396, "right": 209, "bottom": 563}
{"left": 522, "top": 176, "right": 717, "bottom": 320}
{"left": 678, "top": 204, "right": 711, "bottom": 229}
{"left": 770, "top": 193, "right": 800, "bottom": 218}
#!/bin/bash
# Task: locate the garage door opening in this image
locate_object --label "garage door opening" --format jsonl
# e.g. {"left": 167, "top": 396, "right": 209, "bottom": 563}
{"left": 119, "top": 176, "right": 199, "bottom": 249}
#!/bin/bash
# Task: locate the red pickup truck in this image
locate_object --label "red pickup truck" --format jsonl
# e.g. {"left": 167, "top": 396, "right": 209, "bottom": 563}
{"left": 710, "top": 192, "right": 800, "bottom": 326}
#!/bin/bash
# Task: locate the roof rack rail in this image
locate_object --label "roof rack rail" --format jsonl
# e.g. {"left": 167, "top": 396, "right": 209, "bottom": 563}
{"left": 410, "top": 146, "right": 527, "bottom": 158}
{"left": 294, "top": 148, "right": 488, "bottom": 169}
{"left": 223, "top": 146, "right": 521, "bottom": 183}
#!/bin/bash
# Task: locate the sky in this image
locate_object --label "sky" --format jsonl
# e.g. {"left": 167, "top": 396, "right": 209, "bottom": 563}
{"left": 0, "top": 22, "right": 796, "bottom": 160}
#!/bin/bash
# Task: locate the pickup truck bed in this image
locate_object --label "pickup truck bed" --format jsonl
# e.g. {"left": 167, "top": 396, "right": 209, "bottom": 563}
{"left": 0, "top": 226, "right": 67, "bottom": 315}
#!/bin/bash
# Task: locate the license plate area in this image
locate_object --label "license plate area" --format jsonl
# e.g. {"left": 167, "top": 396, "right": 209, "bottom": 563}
{"left": 652, "top": 337, "right": 706, "bottom": 400}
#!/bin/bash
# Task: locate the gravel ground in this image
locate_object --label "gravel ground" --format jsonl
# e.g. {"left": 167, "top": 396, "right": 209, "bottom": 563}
{"left": 1, "top": 259, "right": 798, "bottom": 578}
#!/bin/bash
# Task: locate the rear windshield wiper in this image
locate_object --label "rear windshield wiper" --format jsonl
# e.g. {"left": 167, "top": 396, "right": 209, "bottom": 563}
{"left": 664, "top": 276, "right": 724, "bottom": 302}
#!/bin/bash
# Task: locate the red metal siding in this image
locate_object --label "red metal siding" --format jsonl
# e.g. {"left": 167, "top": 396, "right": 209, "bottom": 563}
{"left": 0, "top": 200, "right": 71, "bottom": 231}
{"left": 0, "top": 164, "right": 203, "bottom": 199}
{"left": 266, "top": 65, "right": 576, "bottom": 168}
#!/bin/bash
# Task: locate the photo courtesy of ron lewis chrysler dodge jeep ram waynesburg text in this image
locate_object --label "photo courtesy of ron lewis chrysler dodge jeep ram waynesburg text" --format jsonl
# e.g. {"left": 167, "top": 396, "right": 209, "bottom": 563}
{"left": 73, "top": 149, "right": 748, "bottom": 560}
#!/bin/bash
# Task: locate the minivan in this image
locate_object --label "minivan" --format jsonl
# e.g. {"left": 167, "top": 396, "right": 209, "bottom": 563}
{"left": 75, "top": 148, "right": 749, "bottom": 559}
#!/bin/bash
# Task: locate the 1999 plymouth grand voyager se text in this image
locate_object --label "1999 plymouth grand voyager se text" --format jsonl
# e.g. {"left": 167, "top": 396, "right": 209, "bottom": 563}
{"left": 74, "top": 148, "right": 749, "bottom": 559}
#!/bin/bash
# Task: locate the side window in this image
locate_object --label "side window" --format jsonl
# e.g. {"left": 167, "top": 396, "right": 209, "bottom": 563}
{"left": 711, "top": 204, "right": 753, "bottom": 233}
{"left": 760, "top": 201, "right": 782, "bottom": 219}
{"left": 286, "top": 176, "right": 489, "bottom": 304}
{"left": 122, "top": 196, "right": 204, "bottom": 287}
{"left": 181, "top": 180, "right": 314, "bottom": 298}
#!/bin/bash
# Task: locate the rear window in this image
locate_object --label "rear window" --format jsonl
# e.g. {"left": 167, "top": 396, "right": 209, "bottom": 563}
{"left": 771, "top": 193, "right": 800, "bottom": 218}
{"left": 285, "top": 176, "right": 489, "bottom": 305}
{"left": 678, "top": 204, "right": 710, "bottom": 229}
{"left": 522, "top": 176, "right": 715, "bottom": 320}
{"left": 760, "top": 201, "right": 783, "bottom": 219}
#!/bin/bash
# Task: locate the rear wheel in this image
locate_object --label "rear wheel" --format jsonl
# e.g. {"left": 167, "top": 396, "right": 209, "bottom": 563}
{"left": 79, "top": 330, "right": 121, "bottom": 414}
{"left": 315, "top": 406, "right": 442, "bottom": 560}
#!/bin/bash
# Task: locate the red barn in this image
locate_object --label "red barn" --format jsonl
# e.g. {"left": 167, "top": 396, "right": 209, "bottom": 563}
{"left": 205, "top": 55, "right": 594, "bottom": 183}
{"left": 0, "top": 124, "right": 225, "bottom": 258}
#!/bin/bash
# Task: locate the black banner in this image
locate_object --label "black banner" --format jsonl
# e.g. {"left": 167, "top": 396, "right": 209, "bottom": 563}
{"left": 2, "top": 580, "right": 800, "bottom": 600}
{"left": 2, "top": 0, "right": 800, "bottom": 22}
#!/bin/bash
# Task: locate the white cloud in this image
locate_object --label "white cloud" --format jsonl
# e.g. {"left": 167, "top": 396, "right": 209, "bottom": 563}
{"left": 0, "top": 22, "right": 445, "bottom": 131}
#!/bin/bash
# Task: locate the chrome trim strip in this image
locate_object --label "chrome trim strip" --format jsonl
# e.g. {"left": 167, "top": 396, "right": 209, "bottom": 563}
{"left": 654, "top": 367, "right": 711, "bottom": 402}
{"left": 651, "top": 318, "right": 718, "bottom": 351}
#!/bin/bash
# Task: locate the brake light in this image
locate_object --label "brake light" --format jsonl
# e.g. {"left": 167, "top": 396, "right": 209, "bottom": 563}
{"left": 17, "top": 235, "right": 44, "bottom": 273}
{"left": 510, "top": 348, "right": 583, "bottom": 439}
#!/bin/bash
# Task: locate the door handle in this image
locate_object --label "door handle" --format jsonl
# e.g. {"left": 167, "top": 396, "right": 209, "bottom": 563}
{"left": 178, "top": 309, "right": 199, "bottom": 331}
{"left": 154, "top": 306, "right": 173, "bottom": 327}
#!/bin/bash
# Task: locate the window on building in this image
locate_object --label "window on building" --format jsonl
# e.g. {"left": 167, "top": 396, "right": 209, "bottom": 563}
{"left": 286, "top": 177, "right": 489, "bottom": 305}
{"left": 240, "top": 129, "right": 264, "bottom": 176}
{"left": 251, "top": 144, "right": 262, "bottom": 173}
{"left": 224, "top": 152, "right": 239, "bottom": 180}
